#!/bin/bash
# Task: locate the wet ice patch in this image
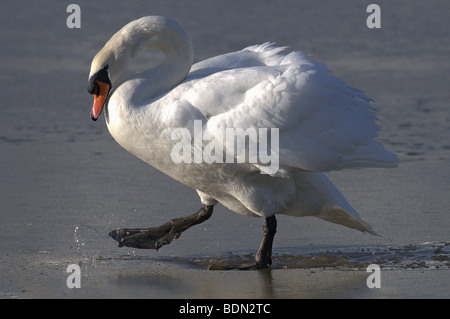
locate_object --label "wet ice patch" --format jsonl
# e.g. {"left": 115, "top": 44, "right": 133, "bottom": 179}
{"left": 164, "top": 241, "right": 450, "bottom": 270}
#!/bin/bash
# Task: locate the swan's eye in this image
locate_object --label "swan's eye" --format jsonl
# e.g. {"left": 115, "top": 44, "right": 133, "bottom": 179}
{"left": 104, "top": 65, "right": 109, "bottom": 70}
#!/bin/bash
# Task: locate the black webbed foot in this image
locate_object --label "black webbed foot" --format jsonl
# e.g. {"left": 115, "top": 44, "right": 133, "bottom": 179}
{"left": 109, "top": 204, "right": 213, "bottom": 250}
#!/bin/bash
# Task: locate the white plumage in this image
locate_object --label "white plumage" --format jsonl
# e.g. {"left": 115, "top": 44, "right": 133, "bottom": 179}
{"left": 89, "top": 16, "right": 397, "bottom": 240}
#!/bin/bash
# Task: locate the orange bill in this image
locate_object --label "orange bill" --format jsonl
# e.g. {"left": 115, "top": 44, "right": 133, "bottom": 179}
{"left": 91, "top": 81, "right": 111, "bottom": 121}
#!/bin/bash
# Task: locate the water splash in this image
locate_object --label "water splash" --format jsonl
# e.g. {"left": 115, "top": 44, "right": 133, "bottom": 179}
{"left": 73, "top": 223, "right": 138, "bottom": 262}
{"left": 74, "top": 225, "right": 99, "bottom": 253}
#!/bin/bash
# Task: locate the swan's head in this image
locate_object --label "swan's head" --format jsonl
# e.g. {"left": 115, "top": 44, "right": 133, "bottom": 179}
{"left": 88, "top": 39, "right": 124, "bottom": 121}
{"left": 88, "top": 16, "right": 194, "bottom": 121}
{"left": 88, "top": 63, "right": 111, "bottom": 121}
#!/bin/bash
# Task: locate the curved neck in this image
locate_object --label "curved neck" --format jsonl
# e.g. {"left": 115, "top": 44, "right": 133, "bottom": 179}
{"left": 107, "top": 16, "right": 194, "bottom": 106}
{"left": 115, "top": 47, "right": 193, "bottom": 106}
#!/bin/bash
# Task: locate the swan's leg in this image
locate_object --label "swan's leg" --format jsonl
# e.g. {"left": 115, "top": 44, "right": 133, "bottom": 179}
{"left": 208, "top": 215, "right": 277, "bottom": 271}
{"left": 109, "top": 204, "right": 214, "bottom": 250}
{"left": 256, "top": 215, "right": 277, "bottom": 266}
{"left": 234, "top": 215, "right": 277, "bottom": 270}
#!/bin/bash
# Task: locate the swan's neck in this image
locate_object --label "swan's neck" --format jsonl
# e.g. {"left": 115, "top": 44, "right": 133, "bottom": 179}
{"left": 112, "top": 48, "right": 192, "bottom": 108}
{"left": 106, "top": 16, "right": 194, "bottom": 114}
{"left": 100, "top": 17, "right": 194, "bottom": 163}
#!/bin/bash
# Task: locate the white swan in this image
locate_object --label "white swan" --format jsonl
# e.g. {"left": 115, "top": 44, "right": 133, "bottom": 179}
{"left": 88, "top": 16, "right": 398, "bottom": 269}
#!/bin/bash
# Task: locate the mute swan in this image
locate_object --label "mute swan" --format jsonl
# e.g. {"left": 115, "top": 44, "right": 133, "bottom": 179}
{"left": 88, "top": 16, "right": 398, "bottom": 269}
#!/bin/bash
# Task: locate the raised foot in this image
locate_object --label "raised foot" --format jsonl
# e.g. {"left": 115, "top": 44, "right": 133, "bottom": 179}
{"left": 109, "top": 221, "right": 180, "bottom": 250}
{"left": 109, "top": 204, "right": 214, "bottom": 250}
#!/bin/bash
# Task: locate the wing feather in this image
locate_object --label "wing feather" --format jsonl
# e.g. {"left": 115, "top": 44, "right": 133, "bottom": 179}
{"left": 182, "top": 43, "right": 398, "bottom": 173}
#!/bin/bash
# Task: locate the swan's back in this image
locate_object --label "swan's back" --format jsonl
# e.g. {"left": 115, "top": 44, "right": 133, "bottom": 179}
{"left": 176, "top": 42, "right": 398, "bottom": 174}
